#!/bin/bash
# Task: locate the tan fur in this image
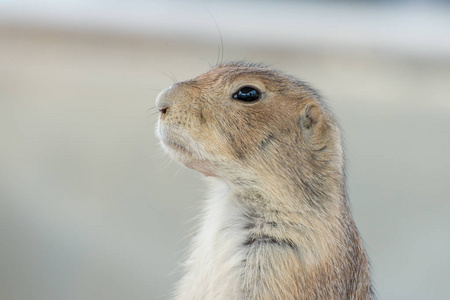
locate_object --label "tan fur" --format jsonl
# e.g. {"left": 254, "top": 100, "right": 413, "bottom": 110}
{"left": 156, "top": 62, "right": 372, "bottom": 299}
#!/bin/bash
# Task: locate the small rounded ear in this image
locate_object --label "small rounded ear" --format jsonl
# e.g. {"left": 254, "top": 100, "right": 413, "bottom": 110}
{"left": 297, "top": 103, "right": 323, "bottom": 133}
{"left": 297, "top": 103, "right": 329, "bottom": 150}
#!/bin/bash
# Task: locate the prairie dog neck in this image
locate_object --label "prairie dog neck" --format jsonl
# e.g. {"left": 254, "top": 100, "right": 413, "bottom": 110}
{"left": 177, "top": 178, "right": 350, "bottom": 300}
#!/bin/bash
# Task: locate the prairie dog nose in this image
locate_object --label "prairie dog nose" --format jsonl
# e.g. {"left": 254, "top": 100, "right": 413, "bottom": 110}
{"left": 156, "top": 86, "right": 173, "bottom": 115}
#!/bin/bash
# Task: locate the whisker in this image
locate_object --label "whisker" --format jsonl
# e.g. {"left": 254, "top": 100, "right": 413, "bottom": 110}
{"left": 158, "top": 71, "right": 177, "bottom": 84}
{"left": 168, "top": 70, "right": 178, "bottom": 83}
{"left": 151, "top": 150, "right": 166, "bottom": 159}
{"left": 199, "top": 57, "right": 213, "bottom": 68}
{"left": 174, "top": 166, "right": 183, "bottom": 178}
{"left": 155, "top": 156, "right": 173, "bottom": 174}
{"left": 206, "top": 9, "right": 224, "bottom": 66}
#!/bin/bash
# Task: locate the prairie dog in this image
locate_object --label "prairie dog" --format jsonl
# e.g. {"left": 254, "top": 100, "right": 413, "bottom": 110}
{"left": 156, "top": 62, "right": 372, "bottom": 299}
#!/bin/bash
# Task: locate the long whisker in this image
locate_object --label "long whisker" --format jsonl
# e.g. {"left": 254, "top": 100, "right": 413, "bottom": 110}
{"left": 174, "top": 166, "right": 184, "bottom": 178}
{"left": 199, "top": 57, "right": 213, "bottom": 68}
{"left": 155, "top": 155, "right": 173, "bottom": 174}
{"left": 151, "top": 149, "right": 167, "bottom": 159}
{"left": 206, "top": 9, "right": 224, "bottom": 66}
{"left": 158, "top": 71, "right": 177, "bottom": 84}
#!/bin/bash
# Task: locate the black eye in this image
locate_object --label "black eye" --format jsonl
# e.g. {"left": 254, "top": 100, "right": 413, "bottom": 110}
{"left": 232, "top": 86, "right": 261, "bottom": 102}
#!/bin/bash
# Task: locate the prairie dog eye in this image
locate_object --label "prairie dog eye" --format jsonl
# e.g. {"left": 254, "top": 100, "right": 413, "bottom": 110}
{"left": 232, "top": 86, "right": 261, "bottom": 102}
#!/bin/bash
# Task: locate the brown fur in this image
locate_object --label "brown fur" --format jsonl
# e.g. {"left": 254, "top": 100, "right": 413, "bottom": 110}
{"left": 156, "top": 62, "right": 372, "bottom": 299}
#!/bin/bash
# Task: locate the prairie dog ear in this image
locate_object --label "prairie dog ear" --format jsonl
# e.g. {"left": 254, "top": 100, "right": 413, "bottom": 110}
{"left": 297, "top": 103, "right": 323, "bottom": 133}
{"left": 297, "top": 103, "right": 329, "bottom": 150}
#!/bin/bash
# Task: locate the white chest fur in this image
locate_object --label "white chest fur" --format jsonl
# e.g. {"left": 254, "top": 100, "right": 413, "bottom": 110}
{"left": 175, "top": 179, "right": 250, "bottom": 299}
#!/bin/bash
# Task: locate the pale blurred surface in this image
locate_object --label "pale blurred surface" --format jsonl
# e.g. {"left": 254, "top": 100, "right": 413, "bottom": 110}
{"left": 1, "top": 1, "right": 450, "bottom": 300}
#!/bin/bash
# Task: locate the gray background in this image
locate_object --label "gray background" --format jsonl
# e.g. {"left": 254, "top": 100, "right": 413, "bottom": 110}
{"left": 1, "top": 1, "right": 449, "bottom": 299}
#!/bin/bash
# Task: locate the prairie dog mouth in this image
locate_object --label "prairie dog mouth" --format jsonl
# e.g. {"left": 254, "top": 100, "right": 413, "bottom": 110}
{"left": 161, "top": 137, "right": 216, "bottom": 177}
{"left": 161, "top": 138, "right": 194, "bottom": 156}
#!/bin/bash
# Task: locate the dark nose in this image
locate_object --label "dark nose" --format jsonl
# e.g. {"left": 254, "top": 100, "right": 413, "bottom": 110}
{"left": 156, "top": 87, "right": 173, "bottom": 116}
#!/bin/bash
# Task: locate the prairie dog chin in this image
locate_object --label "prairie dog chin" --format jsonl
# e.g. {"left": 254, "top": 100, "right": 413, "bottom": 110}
{"left": 156, "top": 62, "right": 372, "bottom": 299}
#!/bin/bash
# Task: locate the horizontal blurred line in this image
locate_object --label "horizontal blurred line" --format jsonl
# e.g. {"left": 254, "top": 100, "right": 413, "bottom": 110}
{"left": 1, "top": 0, "right": 450, "bottom": 59}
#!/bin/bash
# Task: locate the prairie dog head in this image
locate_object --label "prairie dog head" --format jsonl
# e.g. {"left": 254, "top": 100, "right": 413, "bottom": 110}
{"left": 156, "top": 62, "right": 343, "bottom": 192}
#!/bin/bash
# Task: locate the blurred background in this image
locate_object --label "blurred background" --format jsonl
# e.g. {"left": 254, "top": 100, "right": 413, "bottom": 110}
{"left": 1, "top": 0, "right": 449, "bottom": 299}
